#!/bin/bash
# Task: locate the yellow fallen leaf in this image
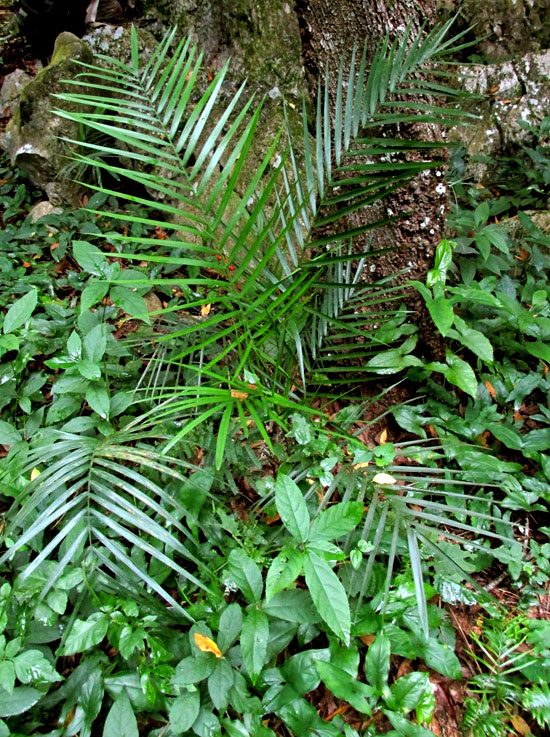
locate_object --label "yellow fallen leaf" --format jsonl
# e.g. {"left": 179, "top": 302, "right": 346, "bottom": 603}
{"left": 193, "top": 633, "right": 222, "bottom": 658}
{"left": 510, "top": 714, "right": 530, "bottom": 735}
{"left": 230, "top": 390, "right": 249, "bottom": 400}
{"left": 31, "top": 467, "right": 40, "bottom": 481}
{"left": 353, "top": 462, "right": 369, "bottom": 470}
{"left": 201, "top": 303, "right": 211, "bottom": 317}
{"left": 372, "top": 473, "right": 397, "bottom": 485}
{"left": 379, "top": 429, "right": 388, "bottom": 444}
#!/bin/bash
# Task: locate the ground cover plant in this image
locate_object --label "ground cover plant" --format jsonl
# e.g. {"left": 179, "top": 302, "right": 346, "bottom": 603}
{"left": 0, "top": 19, "right": 549, "bottom": 737}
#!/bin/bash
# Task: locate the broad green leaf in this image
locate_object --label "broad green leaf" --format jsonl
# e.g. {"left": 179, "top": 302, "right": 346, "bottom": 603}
{"left": 83, "top": 323, "right": 107, "bottom": 364}
{"left": 80, "top": 279, "right": 109, "bottom": 314}
{"left": 444, "top": 351, "right": 478, "bottom": 399}
{"left": 66, "top": 330, "right": 82, "bottom": 361}
{"left": 420, "top": 638, "right": 461, "bottom": 679}
{"left": 77, "top": 359, "right": 102, "bottom": 380}
{"left": 426, "top": 294, "right": 454, "bottom": 337}
{"left": 281, "top": 649, "right": 330, "bottom": 696}
{"left": 86, "top": 383, "right": 110, "bottom": 419}
{"left": 169, "top": 691, "right": 201, "bottom": 734}
{"left": 386, "top": 672, "right": 430, "bottom": 714}
{"left": 265, "top": 549, "right": 304, "bottom": 602}
{"left": 426, "top": 239, "right": 454, "bottom": 287}
{"left": 365, "top": 633, "right": 391, "bottom": 697}
{"left": 110, "top": 286, "right": 149, "bottom": 321}
{"left": 0, "top": 663, "right": 14, "bottom": 696}
{"left": 3, "top": 290, "right": 38, "bottom": 334}
{"left": 309, "top": 502, "right": 363, "bottom": 543}
{"left": 303, "top": 550, "right": 350, "bottom": 644}
{"left": 525, "top": 340, "right": 550, "bottom": 363}
{"left": 0, "top": 686, "right": 41, "bottom": 717}
{"left": 0, "top": 421, "right": 21, "bottom": 446}
{"left": 490, "top": 424, "right": 523, "bottom": 450}
{"left": 207, "top": 657, "right": 234, "bottom": 710}
{"left": 522, "top": 428, "right": 550, "bottom": 451}
{"left": 227, "top": 549, "right": 263, "bottom": 603}
{"left": 473, "top": 201, "right": 489, "bottom": 227}
{"left": 262, "top": 589, "right": 320, "bottom": 624}
{"left": 173, "top": 654, "right": 216, "bottom": 685}
{"left": 73, "top": 241, "right": 108, "bottom": 276}
{"left": 275, "top": 474, "right": 310, "bottom": 543}
{"left": 218, "top": 603, "right": 242, "bottom": 653}
{"left": 192, "top": 709, "right": 220, "bottom": 737}
{"left": 289, "top": 414, "right": 313, "bottom": 445}
{"left": 47, "top": 394, "right": 82, "bottom": 424}
{"left": 385, "top": 710, "right": 436, "bottom": 737}
{"left": 13, "top": 650, "right": 61, "bottom": 684}
{"left": 63, "top": 612, "right": 109, "bottom": 655}
{"left": 366, "top": 348, "right": 422, "bottom": 374}
{"left": 103, "top": 694, "right": 138, "bottom": 737}
{"left": 483, "top": 223, "right": 509, "bottom": 254}
{"left": 240, "top": 609, "right": 269, "bottom": 685}
{"left": 316, "top": 661, "right": 373, "bottom": 714}
{"left": 452, "top": 316, "right": 493, "bottom": 363}
{"left": 118, "top": 625, "right": 146, "bottom": 660}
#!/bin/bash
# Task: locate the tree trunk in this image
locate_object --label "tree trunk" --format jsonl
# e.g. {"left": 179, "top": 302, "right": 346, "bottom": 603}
{"left": 296, "top": 0, "right": 447, "bottom": 286}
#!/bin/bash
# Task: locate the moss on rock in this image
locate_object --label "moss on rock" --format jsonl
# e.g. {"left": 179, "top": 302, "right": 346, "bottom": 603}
{"left": 6, "top": 32, "right": 92, "bottom": 204}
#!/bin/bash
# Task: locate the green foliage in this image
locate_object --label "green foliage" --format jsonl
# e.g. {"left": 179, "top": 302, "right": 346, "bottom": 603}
{"left": 462, "top": 615, "right": 550, "bottom": 736}
{"left": 0, "top": 15, "right": 547, "bottom": 737}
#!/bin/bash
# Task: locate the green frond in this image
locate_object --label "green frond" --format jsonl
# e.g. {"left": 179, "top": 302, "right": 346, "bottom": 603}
{"left": 52, "top": 20, "right": 473, "bottom": 468}
{"left": 0, "top": 428, "right": 212, "bottom": 618}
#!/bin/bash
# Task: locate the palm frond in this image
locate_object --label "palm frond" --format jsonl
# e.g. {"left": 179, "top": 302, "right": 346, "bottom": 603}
{"left": 51, "top": 20, "right": 474, "bottom": 465}
{"left": 0, "top": 427, "right": 212, "bottom": 618}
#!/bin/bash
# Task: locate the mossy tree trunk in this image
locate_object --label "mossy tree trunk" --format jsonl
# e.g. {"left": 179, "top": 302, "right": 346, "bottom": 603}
{"left": 297, "top": 0, "right": 447, "bottom": 286}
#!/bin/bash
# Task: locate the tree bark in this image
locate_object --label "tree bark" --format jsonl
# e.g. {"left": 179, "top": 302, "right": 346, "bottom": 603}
{"left": 295, "top": 0, "right": 447, "bottom": 286}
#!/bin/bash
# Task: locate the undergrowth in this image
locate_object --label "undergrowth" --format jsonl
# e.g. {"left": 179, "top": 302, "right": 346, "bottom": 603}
{"left": 0, "top": 22, "right": 549, "bottom": 737}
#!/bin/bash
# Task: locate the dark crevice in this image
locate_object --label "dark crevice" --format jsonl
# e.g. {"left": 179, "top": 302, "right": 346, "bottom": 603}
{"left": 293, "top": 0, "right": 319, "bottom": 96}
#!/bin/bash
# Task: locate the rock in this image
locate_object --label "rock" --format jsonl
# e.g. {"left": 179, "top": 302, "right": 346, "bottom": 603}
{"left": 143, "top": 291, "right": 163, "bottom": 315}
{"left": 438, "top": 0, "right": 550, "bottom": 61}
{"left": 5, "top": 32, "right": 93, "bottom": 204}
{"left": 29, "top": 200, "right": 63, "bottom": 223}
{"left": 450, "top": 50, "right": 550, "bottom": 184}
{"left": 82, "top": 23, "right": 158, "bottom": 66}
{"left": 0, "top": 69, "right": 33, "bottom": 120}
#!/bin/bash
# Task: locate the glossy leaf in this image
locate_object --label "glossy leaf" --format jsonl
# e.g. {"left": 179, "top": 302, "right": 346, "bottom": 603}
{"left": 3, "top": 290, "right": 38, "bottom": 334}
{"left": 169, "top": 691, "right": 201, "bottom": 734}
{"left": 103, "top": 694, "right": 139, "bottom": 737}
{"left": 63, "top": 612, "right": 109, "bottom": 655}
{"left": 275, "top": 474, "right": 310, "bottom": 543}
{"left": 240, "top": 609, "right": 269, "bottom": 685}
{"left": 304, "top": 550, "right": 350, "bottom": 644}
{"left": 316, "top": 661, "right": 373, "bottom": 713}
{"left": 265, "top": 549, "right": 304, "bottom": 602}
{"left": 365, "top": 632, "right": 391, "bottom": 696}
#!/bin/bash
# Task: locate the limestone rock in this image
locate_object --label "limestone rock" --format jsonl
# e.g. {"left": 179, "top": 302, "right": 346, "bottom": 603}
{"left": 438, "top": 0, "right": 550, "bottom": 61}
{"left": 82, "top": 23, "right": 157, "bottom": 67}
{"left": 0, "top": 69, "right": 33, "bottom": 120}
{"left": 29, "top": 200, "right": 63, "bottom": 223}
{"left": 6, "top": 32, "right": 93, "bottom": 204}
{"left": 450, "top": 50, "right": 550, "bottom": 183}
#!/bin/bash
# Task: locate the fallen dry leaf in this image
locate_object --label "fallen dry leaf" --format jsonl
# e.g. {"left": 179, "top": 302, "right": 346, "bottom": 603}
{"left": 193, "top": 632, "right": 222, "bottom": 658}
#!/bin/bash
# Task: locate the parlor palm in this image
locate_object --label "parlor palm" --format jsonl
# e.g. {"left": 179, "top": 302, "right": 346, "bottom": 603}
{"left": 1, "top": 20, "right": 509, "bottom": 621}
